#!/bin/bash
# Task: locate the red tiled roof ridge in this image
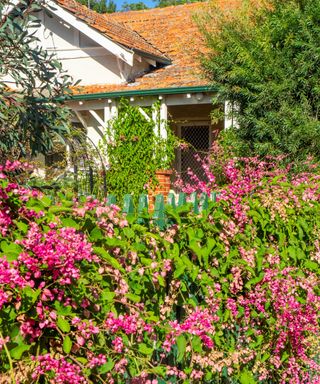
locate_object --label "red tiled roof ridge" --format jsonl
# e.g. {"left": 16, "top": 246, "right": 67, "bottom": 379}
{"left": 55, "top": 0, "right": 169, "bottom": 60}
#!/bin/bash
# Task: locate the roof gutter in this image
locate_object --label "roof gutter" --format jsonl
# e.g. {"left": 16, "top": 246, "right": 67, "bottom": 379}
{"left": 69, "top": 85, "right": 215, "bottom": 101}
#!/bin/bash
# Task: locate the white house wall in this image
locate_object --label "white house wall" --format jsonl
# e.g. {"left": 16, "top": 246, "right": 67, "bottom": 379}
{"left": 34, "top": 10, "right": 122, "bottom": 85}
{"left": 31, "top": 9, "right": 151, "bottom": 86}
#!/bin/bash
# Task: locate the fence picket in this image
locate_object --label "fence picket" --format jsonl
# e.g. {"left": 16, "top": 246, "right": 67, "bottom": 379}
{"left": 210, "top": 192, "right": 217, "bottom": 203}
{"left": 137, "top": 194, "right": 148, "bottom": 225}
{"left": 108, "top": 191, "right": 216, "bottom": 227}
{"left": 167, "top": 193, "right": 176, "bottom": 209}
{"left": 123, "top": 194, "right": 134, "bottom": 217}
{"left": 153, "top": 194, "right": 166, "bottom": 229}
{"left": 107, "top": 194, "right": 117, "bottom": 206}
{"left": 190, "top": 192, "right": 199, "bottom": 214}
{"left": 199, "top": 193, "right": 209, "bottom": 212}
{"left": 178, "top": 192, "right": 187, "bottom": 207}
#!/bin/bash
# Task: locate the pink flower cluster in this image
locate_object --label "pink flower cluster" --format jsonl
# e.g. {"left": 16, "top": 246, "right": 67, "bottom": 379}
{"left": 71, "top": 317, "right": 99, "bottom": 346}
{"left": 238, "top": 267, "right": 320, "bottom": 379}
{"left": 87, "top": 353, "right": 107, "bottom": 368}
{"left": 0, "top": 257, "right": 26, "bottom": 308}
{"left": 31, "top": 354, "right": 87, "bottom": 384}
{"left": 105, "top": 312, "right": 153, "bottom": 335}
{"left": 18, "top": 223, "right": 98, "bottom": 285}
{"left": 175, "top": 143, "right": 320, "bottom": 226}
{"left": 73, "top": 197, "right": 127, "bottom": 238}
{"left": 164, "top": 308, "right": 218, "bottom": 351}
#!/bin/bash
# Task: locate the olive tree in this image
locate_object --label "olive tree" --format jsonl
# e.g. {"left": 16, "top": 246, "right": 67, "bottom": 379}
{"left": 0, "top": 0, "right": 73, "bottom": 161}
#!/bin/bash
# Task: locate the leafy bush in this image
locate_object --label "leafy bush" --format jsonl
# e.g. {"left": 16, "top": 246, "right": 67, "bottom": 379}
{"left": 0, "top": 161, "right": 320, "bottom": 383}
{"left": 198, "top": 0, "right": 320, "bottom": 165}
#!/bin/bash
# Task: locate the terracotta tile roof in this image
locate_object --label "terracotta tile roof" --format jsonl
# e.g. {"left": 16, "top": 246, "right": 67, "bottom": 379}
{"left": 72, "top": 2, "right": 210, "bottom": 95}
{"left": 55, "top": 0, "right": 169, "bottom": 60}
{"left": 70, "top": 0, "right": 253, "bottom": 96}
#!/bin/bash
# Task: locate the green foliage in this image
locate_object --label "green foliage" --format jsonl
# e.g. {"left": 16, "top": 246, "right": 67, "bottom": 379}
{"left": 121, "top": 1, "right": 149, "bottom": 11}
{"left": 199, "top": 0, "right": 320, "bottom": 165}
{"left": 100, "top": 99, "right": 177, "bottom": 200}
{"left": 154, "top": 0, "right": 205, "bottom": 7}
{"left": 0, "top": 0, "right": 74, "bottom": 161}
{"left": 1, "top": 167, "right": 320, "bottom": 382}
{"left": 76, "top": 0, "right": 117, "bottom": 13}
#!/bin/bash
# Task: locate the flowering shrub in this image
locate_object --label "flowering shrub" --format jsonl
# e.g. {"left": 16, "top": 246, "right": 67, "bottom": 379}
{"left": 0, "top": 160, "right": 320, "bottom": 383}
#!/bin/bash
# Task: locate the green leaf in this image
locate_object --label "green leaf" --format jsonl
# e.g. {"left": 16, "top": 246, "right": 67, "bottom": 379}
{"left": 57, "top": 316, "right": 70, "bottom": 333}
{"left": 90, "top": 227, "right": 103, "bottom": 241}
{"left": 261, "top": 352, "right": 270, "bottom": 362}
{"left": 54, "top": 302, "right": 72, "bottom": 316}
{"left": 138, "top": 343, "right": 154, "bottom": 355}
{"left": 239, "top": 370, "right": 256, "bottom": 384}
{"left": 63, "top": 335, "right": 72, "bottom": 354}
{"left": 123, "top": 228, "right": 135, "bottom": 239}
{"left": 245, "top": 273, "right": 264, "bottom": 289}
{"left": 1, "top": 242, "right": 22, "bottom": 261}
{"left": 21, "top": 286, "right": 40, "bottom": 311}
{"left": 191, "top": 336, "right": 202, "bottom": 353}
{"left": 14, "top": 221, "right": 28, "bottom": 234}
{"left": 176, "top": 334, "right": 187, "bottom": 362}
{"left": 61, "top": 218, "right": 79, "bottom": 229}
{"left": 99, "top": 359, "right": 115, "bottom": 374}
{"left": 101, "top": 291, "right": 115, "bottom": 302}
{"left": 304, "top": 260, "right": 319, "bottom": 272}
{"left": 10, "top": 343, "right": 31, "bottom": 359}
{"left": 125, "top": 293, "right": 141, "bottom": 303}
{"left": 173, "top": 262, "right": 186, "bottom": 278}
{"left": 93, "top": 247, "right": 124, "bottom": 272}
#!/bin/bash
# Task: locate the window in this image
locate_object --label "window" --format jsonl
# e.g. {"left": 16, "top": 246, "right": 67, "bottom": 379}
{"left": 176, "top": 123, "right": 212, "bottom": 185}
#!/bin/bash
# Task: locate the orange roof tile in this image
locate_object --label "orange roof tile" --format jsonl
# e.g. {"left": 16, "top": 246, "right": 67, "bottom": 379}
{"left": 56, "top": 0, "right": 169, "bottom": 61}
{"left": 72, "top": 2, "right": 210, "bottom": 96}
{"left": 71, "top": 0, "right": 254, "bottom": 96}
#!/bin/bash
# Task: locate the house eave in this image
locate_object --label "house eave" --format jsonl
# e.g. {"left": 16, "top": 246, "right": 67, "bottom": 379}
{"left": 133, "top": 49, "right": 171, "bottom": 66}
{"left": 69, "top": 85, "right": 215, "bottom": 101}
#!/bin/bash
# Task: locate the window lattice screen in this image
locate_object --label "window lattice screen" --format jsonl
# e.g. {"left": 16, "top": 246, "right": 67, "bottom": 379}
{"left": 180, "top": 125, "right": 210, "bottom": 185}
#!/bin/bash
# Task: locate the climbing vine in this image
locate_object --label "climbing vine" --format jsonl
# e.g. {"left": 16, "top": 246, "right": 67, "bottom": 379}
{"left": 100, "top": 99, "right": 177, "bottom": 200}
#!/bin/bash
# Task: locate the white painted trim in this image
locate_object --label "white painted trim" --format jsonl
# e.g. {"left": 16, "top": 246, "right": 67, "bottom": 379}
{"left": 68, "top": 94, "right": 216, "bottom": 111}
{"left": 116, "top": 57, "right": 127, "bottom": 82}
{"left": 159, "top": 99, "right": 168, "bottom": 139}
{"left": 138, "top": 107, "right": 151, "bottom": 122}
{"left": 110, "top": 102, "right": 118, "bottom": 119}
{"left": 45, "top": 0, "right": 134, "bottom": 66}
{"left": 89, "top": 109, "right": 105, "bottom": 127}
{"left": 74, "top": 110, "right": 88, "bottom": 128}
{"left": 104, "top": 104, "right": 111, "bottom": 123}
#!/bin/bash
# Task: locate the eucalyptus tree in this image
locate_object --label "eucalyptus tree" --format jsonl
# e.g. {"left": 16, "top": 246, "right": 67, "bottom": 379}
{"left": 0, "top": 0, "right": 73, "bottom": 161}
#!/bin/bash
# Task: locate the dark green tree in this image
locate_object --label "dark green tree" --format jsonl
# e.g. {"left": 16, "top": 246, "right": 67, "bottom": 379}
{"left": 0, "top": 0, "right": 74, "bottom": 162}
{"left": 155, "top": 0, "right": 205, "bottom": 8}
{"left": 76, "top": 0, "right": 116, "bottom": 13}
{"left": 199, "top": 0, "right": 320, "bottom": 164}
{"left": 121, "top": 1, "right": 149, "bottom": 11}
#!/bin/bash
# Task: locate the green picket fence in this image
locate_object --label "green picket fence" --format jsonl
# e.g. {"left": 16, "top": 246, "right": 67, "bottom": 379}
{"left": 107, "top": 192, "right": 219, "bottom": 229}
